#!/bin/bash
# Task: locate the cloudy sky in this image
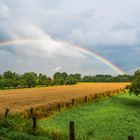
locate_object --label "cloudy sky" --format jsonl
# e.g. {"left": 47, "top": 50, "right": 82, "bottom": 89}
{"left": 0, "top": 0, "right": 140, "bottom": 75}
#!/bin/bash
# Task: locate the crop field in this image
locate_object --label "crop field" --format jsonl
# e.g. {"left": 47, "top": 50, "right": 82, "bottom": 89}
{"left": 0, "top": 83, "right": 128, "bottom": 115}
{"left": 0, "top": 92, "right": 139, "bottom": 140}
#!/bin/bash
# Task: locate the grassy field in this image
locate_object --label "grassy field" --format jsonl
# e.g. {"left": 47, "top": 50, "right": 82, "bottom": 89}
{"left": 39, "top": 92, "right": 140, "bottom": 140}
{"left": 0, "top": 83, "right": 128, "bottom": 115}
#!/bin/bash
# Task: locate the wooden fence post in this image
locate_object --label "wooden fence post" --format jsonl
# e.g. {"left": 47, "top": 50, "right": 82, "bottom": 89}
{"left": 107, "top": 91, "right": 110, "bottom": 96}
{"left": 128, "top": 136, "right": 134, "bottom": 140}
{"left": 32, "top": 115, "right": 37, "bottom": 132}
{"left": 85, "top": 96, "right": 87, "bottom": 103}
{"left": 57, "top": 103, "right": 61, "bottom": 111}
{"left": 95, "top": 94, "right": 97, "bottom": 99}
{"left": 30, "top": 107, "right": 33, "bottom": 118}
{"left": 70, "top": 121, "right": 75, "bottom": 140}
{"left": 5, "top": 108, "right": 9, "bottom": 117}
{"left": 72, "top": 99, "right": 75, "bottom": 106}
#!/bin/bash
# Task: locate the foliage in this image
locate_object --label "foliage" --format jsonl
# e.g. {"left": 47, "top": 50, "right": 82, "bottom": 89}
{"left": 129, "top": 70, "right": 140, "bottom": 96}
{"left": 39, "top": 93, "right": 140, "bottom": 140}
{"left": 0, "top": 114, "right": 51, "bottom": 140}
{"left": 38, "top": 73, "right": 50, "bottom": 86}
{"left": 82, "top": 74, "right": 133, "bottom": 82}
{"left": 0, "top": 93, "right": 139, "bottom": 140}
{"left": 0, "top": 71, "right": 80, "bottom": 89}
{"left": 65, "top": 75, "right": 77, "bottom": 85}
{"left": 23, "top": 72, "right": 37, "bottom": 88}
{"left": 0, "top": 70, "right": 133, "bottom": 90}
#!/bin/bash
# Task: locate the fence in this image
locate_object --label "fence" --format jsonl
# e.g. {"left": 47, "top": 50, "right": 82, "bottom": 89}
{"left": 24, "top": 87, "right": 127, "bottom": 118}
{"left": 2, "top": 88, "right": 134, "bottom": 140}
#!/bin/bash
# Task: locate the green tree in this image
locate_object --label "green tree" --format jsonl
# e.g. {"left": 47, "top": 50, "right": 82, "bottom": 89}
{"left": 54, "top": 72, "right": 68, "bottom": 80}
{"left": 55, "top": 78, "right": 65, "bottom": 85}
{"left": 61, "top": 72, "right": 68, "bottom": 80}
{"left": 129, "top": 70, "right": 140, "bottom": 96}
{"left": 23, "top": 72, "right": 37, "bottom": 88}
{"left": 0, "top": 79, "right": 5, "bottom": 89}
{"left": 70, "top": 74, "right": 81, "bottom": 82}
{"left": 54, "top": 72, "right": 61, "bottom": 80}
{"left": 18, "top": 78, "right": 27, "bottom": 88}
{"left": 53, "top": 72, "right": 68, "bottom": 85}
{"left": 2, "top": 71, "right": 20, "bottom": 88}
{"left": 3, "top": 71, "right": 16, "bottom": 79}
{"left": 38, "top": 73, "right": 50, "bottom": 86}
{"left": 65, "top": 75, "right": 77, "bottom": 85}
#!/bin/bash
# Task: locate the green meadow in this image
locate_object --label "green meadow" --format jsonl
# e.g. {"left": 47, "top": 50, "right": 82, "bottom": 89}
{"left": 39, "top": 93, "right": 140, "bottom": 140}
{"left": 0, "top": 92, "right": 140, "bottom": 140}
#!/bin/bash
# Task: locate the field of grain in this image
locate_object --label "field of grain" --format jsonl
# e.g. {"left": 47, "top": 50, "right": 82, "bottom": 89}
{"left": 0, "top": 83, "right": 128, "bottom": 114}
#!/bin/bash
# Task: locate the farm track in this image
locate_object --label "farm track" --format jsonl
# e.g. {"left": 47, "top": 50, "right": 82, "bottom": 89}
{"left": 0, "top": 83, "right": 128, "bottom": 114}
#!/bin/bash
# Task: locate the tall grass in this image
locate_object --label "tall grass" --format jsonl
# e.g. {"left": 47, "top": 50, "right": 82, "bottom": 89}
{"left": 1, "top": 91, "right": 139, "bottom": 140}
{"left": 39, "top": 93, "right": 140, "bottom": 140}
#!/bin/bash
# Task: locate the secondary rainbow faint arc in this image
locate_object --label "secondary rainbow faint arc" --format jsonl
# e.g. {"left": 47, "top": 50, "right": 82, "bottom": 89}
{"left": 0, "top": 38, "right": 125, "bottom": 75}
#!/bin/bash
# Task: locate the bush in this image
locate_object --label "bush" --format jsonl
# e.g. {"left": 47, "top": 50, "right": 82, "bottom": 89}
{"left": 129, "top": 70, "right": 140, "bottom": 96}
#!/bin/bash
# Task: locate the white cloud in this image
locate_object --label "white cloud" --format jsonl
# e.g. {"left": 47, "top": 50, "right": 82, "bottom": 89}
{"left": 0, "top": 0, "right": 140, "bottom": 74}
{"left": 6, "top": 21, "right": 86, "bottom": 59}
{"left": 51, "top": 67, "right": 62, "bottom": 72}
{"left": 0, "top": 1, "right": 9, "bottom": 18}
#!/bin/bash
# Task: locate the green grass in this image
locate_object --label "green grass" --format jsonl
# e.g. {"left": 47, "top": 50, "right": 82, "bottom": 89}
{"left": 39, "top": 93, "right": 140, "bottom": 140}
{"left": 0, "top": 114, "right": 51, "bottom": 140}
{"left": 0, "top": 93, "right": 140, "bottom": 140}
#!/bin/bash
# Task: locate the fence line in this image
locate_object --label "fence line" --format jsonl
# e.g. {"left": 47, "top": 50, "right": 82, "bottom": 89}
{"left": 27, "top": 88, "right": 126, "bottom": 118}
{"left": 4, "top": 108, "right": 9, "bottom": 117}
{"left": 2, "top": 88, "right": 133, "bottom": 140}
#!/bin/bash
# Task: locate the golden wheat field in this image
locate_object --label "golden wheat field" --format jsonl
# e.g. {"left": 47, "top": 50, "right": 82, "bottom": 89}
{"left": 0, "top": 83, "right": 129, "bottom": 114}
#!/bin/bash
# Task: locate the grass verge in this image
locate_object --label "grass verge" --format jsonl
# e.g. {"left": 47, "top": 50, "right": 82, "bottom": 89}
{"left": 39, "top": 92, "right": 140, "bottom": 140}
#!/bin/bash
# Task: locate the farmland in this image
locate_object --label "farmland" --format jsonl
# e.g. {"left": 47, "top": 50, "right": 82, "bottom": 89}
{"left": 0, "top": 83, "right": 128, "bottom": 115}
{"left": 39, "top": 93, "right": 140, "bottom": 140}
{"left": 0, "top": 91, "right": 140, "bottom": 140}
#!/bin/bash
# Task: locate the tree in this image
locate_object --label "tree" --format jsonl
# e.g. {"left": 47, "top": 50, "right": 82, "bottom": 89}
{"left": 54, "top": 72, "right": 68, "bottom": 80}
{"left": 38, "top": 73, "right": 50, "bottom": 86}
{"left": 3, "top": 71, "right": 16, "bottom": 79}
{"left": 65, "top": 75, "right": 77, "bottom": 85}
{"left": 54, "top": 78, "right": 65, "bottom": 85}
{"left": 54, "top": 72, "right": 62, "bottom": 80}
{"left": 53, "top": 72, "right": 68, "bottom": 85}
{"left": 70, "top": 74, "right": 81, "bottom": 82}
{"left": 0, "top": 79, "right": 5, "bottom": 89}
{"left": 23, "top": 72, "right": 37, "bottom": 88}
{"left": 129, "top": 70, "right": 140, "bottom": 96}
{"left": 61, "top": 72, "right": 68, "bottom": 80}
{"left": 82, "top": 74, "right": 134, "bottom": 82}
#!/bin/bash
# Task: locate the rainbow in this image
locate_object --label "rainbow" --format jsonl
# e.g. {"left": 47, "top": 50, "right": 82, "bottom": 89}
{"left": 0, "top": 38, "right": 125, "bottom": 75}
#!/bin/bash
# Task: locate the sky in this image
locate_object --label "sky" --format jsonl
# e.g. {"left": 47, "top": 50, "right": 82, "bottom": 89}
{"left": 0, "top": 0, "right": 140, "bottom": 75}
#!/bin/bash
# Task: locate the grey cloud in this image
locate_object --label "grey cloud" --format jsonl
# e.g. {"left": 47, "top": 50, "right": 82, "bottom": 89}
{"left": 0, "top": 1, "right": 9, "bottom": 19}
{"left": 0, "top": 0, "right": 140, "bottom": 75}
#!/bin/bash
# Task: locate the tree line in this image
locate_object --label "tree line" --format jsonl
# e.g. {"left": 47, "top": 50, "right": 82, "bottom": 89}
{"left": 0, "top": 71, "right": 133, "bottom": 89}
{"left": 82, "top": 74, "right": 133, "bottom": 82}
{"left": 129, "top": 69, "right": 140, "bottom": 96}
{"left": 0, "top": 71, "right": 81, "bottom": 89}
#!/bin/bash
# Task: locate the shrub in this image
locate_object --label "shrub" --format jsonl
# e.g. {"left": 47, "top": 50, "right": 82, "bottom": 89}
{"left": 129, "top": 70, "right": 140, "bottom": 96}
